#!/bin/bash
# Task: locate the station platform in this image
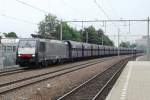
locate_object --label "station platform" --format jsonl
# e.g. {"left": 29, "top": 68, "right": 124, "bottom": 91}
{"left": 106, "top": 57, "right": 150, "bottom": 100}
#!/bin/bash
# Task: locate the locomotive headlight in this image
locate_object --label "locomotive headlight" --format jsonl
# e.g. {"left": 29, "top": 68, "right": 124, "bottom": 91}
{"left": 18, "top": 54, "right": 21, "bottom": 57}
{"left": 32, "top": 54, "right": 35, "bottom": 57}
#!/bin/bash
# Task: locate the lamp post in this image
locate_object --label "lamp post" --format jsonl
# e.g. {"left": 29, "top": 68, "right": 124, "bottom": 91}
{"left": 60, "top": 19, "right": 63, "bottom": 40}
{"left": 118, "top": 28, "right": 120, "bottom": 57}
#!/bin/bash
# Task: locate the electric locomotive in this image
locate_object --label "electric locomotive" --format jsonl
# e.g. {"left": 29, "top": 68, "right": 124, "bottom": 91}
{"left": 16, "top": 38, "right": 143, "bottom": 67}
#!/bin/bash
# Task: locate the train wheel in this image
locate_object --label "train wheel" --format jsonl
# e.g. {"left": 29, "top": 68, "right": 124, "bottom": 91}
{"left": 35, "top": 62, "right": 40, "bottom": 68}
{"left": 52, "top": 60, "right": 57, "bottom": 64}
{"left": 57, "top": 59, "right": 61, "bottom": 64}
{"left": 42, "top": 60, "right": 48, "bottom": 67}
{"left": 59, "top": 59, "right": 64, "bottom": 64}
{"left": 19, "top": 63, "right": 26, "bottom": 67}
{"left": 40, "top": 61, "right": 44, "bottom": 68}
{"left": 45, "top": 61, "right": 48, "bottom": 67}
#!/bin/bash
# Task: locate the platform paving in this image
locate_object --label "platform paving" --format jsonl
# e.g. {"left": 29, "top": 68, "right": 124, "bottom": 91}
{"left": 106, "top": 61, "right": 150, "bottom": 100}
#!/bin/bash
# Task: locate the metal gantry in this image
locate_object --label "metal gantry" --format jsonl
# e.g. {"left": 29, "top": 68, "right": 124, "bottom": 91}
{"left": 60, "top": 18, "right": 150, "bottom": 59}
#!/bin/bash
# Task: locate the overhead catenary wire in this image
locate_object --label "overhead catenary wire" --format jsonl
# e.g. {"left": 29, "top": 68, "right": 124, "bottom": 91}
{"left": 0, "top": 13, "right": 37, "bottom": 25}
{"left": 61, "top": 0, "right": 81, "bottom": 15}
{"left": 15, "top": 0, "right": 83, "bottom": 37}
{"left": 104, "top": 0, "right": 120, "bottom": 18}
{"left": 58, "top": 0, "right": 87, "bottom": 29}
{"left": 8, "top": 0, "right": 83, "bottom": 35}
{"left": 15, "top": 0, "right": 48, "bottom": 14}
{"left": 0, "top": 0, "right": 50, "bottom": 25}
{"left": 94, "top": 0, "right": 134, "bottom": 42}
{"left": 94, "top": 0, "right": 111, "bottom": 20}
{"left": 15, "top": 0, "right": 120, "bottom": 29}
{"left": 60, "top": 0, "right": 109, "bottom": 29}
{"left": 94, "top": 0, "right": 121, "bottom": 28}
{"left": 94, "top": 0, "right": 121, "bottom": 49}
{"left": 15, "top": 0, "right": 69, "bottom": 22}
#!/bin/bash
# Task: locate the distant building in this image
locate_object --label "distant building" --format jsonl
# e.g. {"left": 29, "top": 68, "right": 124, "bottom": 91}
{"left": 0, "top": 38, "right": 18, "bottom": 69}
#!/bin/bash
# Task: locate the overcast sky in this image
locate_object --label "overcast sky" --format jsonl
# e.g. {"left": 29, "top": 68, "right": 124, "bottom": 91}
{"left": 0, "top": 0, "right": 150, "bottom": 45}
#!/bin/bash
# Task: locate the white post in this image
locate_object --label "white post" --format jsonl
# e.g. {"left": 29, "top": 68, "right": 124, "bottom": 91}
{"left": 102, "top": 21, "right": 107, "bottom": 46}
{"left": 86, "top": 31, "right": 88, "bottom": 43}
{"left": 81, "top": 21, "right": 84, "bottom": 42}
{"left": 128, "top": 21, "right": 130, "bottom": 34}
{"left": 60, "top": 19, "right": 63, "bottom": 40}
{"left": 102, "top": 35, "right": 103, "bottom": 45}
{"left": 147, "top": 17, "right": 150, "bottom": 60}
{"left": 118, "top": 28, "right": 120, "bottom": 57}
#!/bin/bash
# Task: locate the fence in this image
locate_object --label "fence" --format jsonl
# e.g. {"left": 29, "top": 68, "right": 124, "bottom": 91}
{"left": 0, "top": 39, "right": 18, "bottom": 69}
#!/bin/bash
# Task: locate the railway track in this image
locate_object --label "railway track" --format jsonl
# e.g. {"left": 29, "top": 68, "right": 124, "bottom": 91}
{"left": 0, "top": 57, "right": 109, "bottom": 77}
{"left": 0, "top": 56, "right": 114, "bottom": 94}
{"left": 57, "top": 57, "right": 130, "bottom": 100}
{"left": 0, "top": 67, "right": 27, "bottom": 77}
{"left": 92, "top": 59, "right": 128, "bottom": 100}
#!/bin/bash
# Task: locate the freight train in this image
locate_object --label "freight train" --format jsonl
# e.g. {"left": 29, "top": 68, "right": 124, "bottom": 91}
{"left": 16, "top": 38, "right": 142, "bottom": 67}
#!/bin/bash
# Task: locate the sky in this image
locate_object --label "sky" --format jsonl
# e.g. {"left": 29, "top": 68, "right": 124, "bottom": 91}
{"left": 0, "top": 0, "right": 150, "bottom": 45}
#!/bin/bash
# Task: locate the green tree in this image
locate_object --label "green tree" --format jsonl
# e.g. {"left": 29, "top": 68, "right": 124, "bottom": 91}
{"left": 37, "top": 14, "right": 81, "bottom": 41}
{"left": 56, "top": 22, "right": 81, "bottom": 41}
{"left": 36, "top": 14, "right": 114, "bottom": 45}
{"left": 119, "top": 41, "right": 130, "bottom": 48}
{"left": 97, "top": 28, "right": 104, "bottom": 37}
{"left": 103, "top": 35, "right": 114, "bottom": 46}
{"left": 3, "top": 32, "right": 18, "bottom": 38}
{"left": 38, "top": 13, "right": 59, "bottom": 39}
{"left": 82, "top": 26, "right": 98, "bottom": 44}
{"left": 82, "top": 26, "right": 114, "bottom": 46}
{"left": 119, "top": 41, "right": 136, "bottom": 48}
{"left": 130, "top": 43, "right": 137, "bottom": 48}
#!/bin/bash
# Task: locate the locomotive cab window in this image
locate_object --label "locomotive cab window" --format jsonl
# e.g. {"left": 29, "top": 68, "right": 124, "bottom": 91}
{"left": 19, "top": 40, "right": 36, "bottom": 48}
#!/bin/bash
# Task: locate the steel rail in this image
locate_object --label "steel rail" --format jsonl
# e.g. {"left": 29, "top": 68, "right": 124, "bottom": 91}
{"left": 92, "top": 59, "right": 128, "bottom": 100}
{"left": 0, "top": 57, "right": 108, "bottom": 77}
{"left": 57, "top": 57, "right": 129, "bottom": 100}
{"left": 0, "top": 57, "right": 112, "bottom": 94}
{"left": 0, "top": 67, "right": 27, "bottom": 76}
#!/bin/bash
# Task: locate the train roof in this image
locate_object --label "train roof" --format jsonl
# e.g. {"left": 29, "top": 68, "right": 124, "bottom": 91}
{"left": 19, "top": 38, "right": 67, "bottom": 44}
{"left": 18, "top": 38, "right": 141, "bottom": 50}
{"left": 66, "top": 40, "right": 83, "bottom": 48}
